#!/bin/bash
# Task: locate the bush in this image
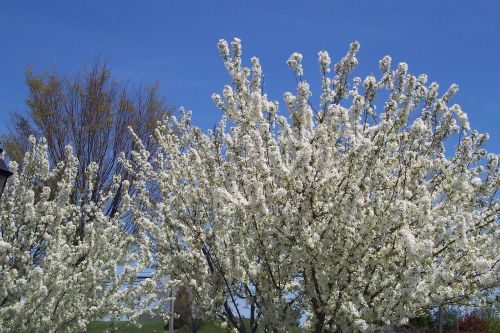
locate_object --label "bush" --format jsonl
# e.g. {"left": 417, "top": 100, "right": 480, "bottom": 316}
{"left": 459, "top": 313, "right": 488, "bottom": 332}
{"left": 479, "top": 305, "right": 500, "bottom": 333}
{"left": 408, "top": 311, "right": 433, "bottom": 328}
{"left": 485, "top": 316, "right": 500, "bottom": 333}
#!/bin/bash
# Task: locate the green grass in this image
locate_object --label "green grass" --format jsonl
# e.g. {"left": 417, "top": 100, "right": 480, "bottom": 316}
{"left": 175, "top": 321, "right": 226, "bottom": 333}
{"left": 87, "top": 320, "right": 302, "bottom": 333}
{"left": 86, "top": 320, "right": 225, "bottom": 333}
{"left": 86, "top": 320, "right": 164, "bottom": 333}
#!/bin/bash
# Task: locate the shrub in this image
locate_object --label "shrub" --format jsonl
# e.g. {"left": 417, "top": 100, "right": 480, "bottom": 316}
{"left": 459, "top": 313, "right": 488, "bottom": 332}
{"left": 485, "top": 316, "right": 500, "bottom": 333}
{"left": 408, "top": 311, "right": 433, "bottom": 328}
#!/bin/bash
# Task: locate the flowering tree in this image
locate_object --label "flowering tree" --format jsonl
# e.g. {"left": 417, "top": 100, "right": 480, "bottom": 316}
{"left": 127, "top": 39, "right": 499, "bottom": 332}
{"left": 0, "top": 138, "right": 161, "bottom": 333}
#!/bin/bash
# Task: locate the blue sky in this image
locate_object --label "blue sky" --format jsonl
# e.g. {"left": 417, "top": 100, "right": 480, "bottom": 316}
{"left": 1, "top": 0, "right": 499, "bottom": 152}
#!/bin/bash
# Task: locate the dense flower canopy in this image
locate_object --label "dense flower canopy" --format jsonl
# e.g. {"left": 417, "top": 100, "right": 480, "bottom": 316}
{"left": 0, "top": 38, "right": 498, "bottom": 333}
{"left": 127, "top": 39, "right": 499, "bottom": 332}
{"left": 0, "top": 139, "right": 160, "bottom": 333}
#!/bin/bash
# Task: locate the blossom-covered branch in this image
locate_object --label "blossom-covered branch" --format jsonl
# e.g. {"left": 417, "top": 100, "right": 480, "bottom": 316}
{"left": 127, "top": 38, "right": 499, "bottom": 333}
{"left": 0, "top": 138, "right": 162, "bottom": 333}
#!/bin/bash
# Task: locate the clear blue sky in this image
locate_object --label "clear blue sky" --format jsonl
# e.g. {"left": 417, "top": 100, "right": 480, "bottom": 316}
{"left": 1, "top": 0, "right": 499, "bottom": 152}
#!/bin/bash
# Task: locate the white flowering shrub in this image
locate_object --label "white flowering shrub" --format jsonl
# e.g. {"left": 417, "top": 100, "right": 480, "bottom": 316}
{"left": 0, "top": 138, "right": 160, "bottom": 333}
{"left": 127, "top": 39, "right": 499, "bottom": 332}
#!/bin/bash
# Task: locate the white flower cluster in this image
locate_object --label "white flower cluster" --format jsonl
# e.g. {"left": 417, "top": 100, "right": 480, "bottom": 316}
{"left": 287, "top": 52, "right": 304, "bottom": 77}
{"left": 3, "top": 38, "right": 497, "bottom": 333}
{"left": 0, "top": 139, "right": 162, "bottom": 333}
{"left": 127, "top": 39, "right": 500, "bottom": 332}
{"left": 318, "top": 50, "right": 331, "bottom": 74}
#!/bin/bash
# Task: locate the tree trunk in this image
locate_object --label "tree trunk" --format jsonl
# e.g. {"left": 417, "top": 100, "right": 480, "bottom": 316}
{"left": 313, "top": 312, "right": 326, "bottom": 333}
{"left": 438, "top": 305, "right": 443, "bottom": 333}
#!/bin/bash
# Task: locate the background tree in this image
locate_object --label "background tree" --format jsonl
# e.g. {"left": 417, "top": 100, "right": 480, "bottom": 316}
{"left": 1, "top": 61, "right": 172, "bottom": 224}
{"left": 434, "top": 306, "right": 461, "bottom": 332}
{"left": 126, "top": 38, "right": 499, "bottom": 333}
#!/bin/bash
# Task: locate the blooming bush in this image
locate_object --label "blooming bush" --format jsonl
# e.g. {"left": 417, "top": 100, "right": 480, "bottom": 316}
{"left": 129, "top": 38, "right": 499, "bottom": 332}
{"left": 0, "top": 138, "right": 161, "bottom": 333}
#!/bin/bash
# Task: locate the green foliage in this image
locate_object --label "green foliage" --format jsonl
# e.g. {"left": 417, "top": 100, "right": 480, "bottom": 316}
{"left": 473, "top": 303, "right": 500, "bottom": 333}
{"left": 481, "top": 308, "right": 500, "bottom": 333}
{"left": 408, "top": 310, "right": 433, "bottom": 328}
{"left": 485, "top": 316, "right": 500, "bottom": 333}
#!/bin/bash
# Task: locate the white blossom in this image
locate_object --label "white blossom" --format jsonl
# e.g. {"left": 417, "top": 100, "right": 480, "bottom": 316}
{"left": 0, "top": 138, "right": 162, "bottom": 333}
{"left": 125, "top": 39, "right": 499, "bottom": 333}
{"left": 318, "top": 50, "right": 331, "bottom": 74}
{"left": 287, "top": 52, "right": 304, "bottom": 77}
